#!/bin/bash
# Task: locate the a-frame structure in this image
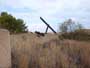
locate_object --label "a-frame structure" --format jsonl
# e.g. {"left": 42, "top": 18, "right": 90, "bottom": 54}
{"left": 40, "top": 17, "right": 57, "bottom": 34}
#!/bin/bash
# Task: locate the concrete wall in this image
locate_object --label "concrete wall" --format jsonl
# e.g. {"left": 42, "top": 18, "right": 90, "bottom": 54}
{"left": 0, "top": 29, "right": 11, "bottom": 68}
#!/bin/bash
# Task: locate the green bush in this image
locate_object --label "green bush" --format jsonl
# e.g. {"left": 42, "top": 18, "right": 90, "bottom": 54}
{"left": 0, "top": 12, "right": 28, "bottom": 34}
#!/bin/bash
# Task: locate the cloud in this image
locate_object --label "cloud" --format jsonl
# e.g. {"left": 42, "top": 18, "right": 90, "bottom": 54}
{"left": 0, "top": 0, "right": 90, "bottom": 32}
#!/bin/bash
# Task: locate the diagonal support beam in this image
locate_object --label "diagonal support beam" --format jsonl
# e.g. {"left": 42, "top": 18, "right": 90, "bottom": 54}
{"left": 40, "top": 17, "right": 57, "bottom": 34}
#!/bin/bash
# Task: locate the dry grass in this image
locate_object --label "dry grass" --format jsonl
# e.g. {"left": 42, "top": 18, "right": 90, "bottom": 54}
{"left": 11, "top": 33, "right": 90, "bottom": 68}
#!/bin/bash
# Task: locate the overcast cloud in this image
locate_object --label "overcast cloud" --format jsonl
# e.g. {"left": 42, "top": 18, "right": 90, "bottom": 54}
{"left": 0, "top": 0, "right": 90, "bottom": 32}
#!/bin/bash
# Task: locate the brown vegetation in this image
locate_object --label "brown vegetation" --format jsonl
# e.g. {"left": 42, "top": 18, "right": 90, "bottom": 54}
{"left": 11, "top": 33, "right": 90, "bottom": 68}
{"left": 59, "top": 29, "right": 90, "bottom": 41}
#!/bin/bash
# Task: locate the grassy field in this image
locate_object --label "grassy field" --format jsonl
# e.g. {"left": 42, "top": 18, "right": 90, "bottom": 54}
{"left": 11, "top": 33, "right": 90, "bottom": 68}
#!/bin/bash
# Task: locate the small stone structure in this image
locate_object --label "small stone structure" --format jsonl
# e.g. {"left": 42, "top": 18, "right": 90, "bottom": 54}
{"left": 0, "top": 29, "right": 11, "bottom": 68}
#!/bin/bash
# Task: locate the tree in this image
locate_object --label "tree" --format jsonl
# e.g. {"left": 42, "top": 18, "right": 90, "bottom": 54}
{"left": 59, "top": 19, "right": 83, "bottom": 33}
{"left": 0, "top": 12, "right": 28, "bottom": 34}
{"left": 58, "top": 19, "right": 90, "bottom": 41}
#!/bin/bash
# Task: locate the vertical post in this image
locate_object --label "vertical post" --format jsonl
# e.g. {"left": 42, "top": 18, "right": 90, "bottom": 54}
{"left": 45, "top": 26, "right": 48, "bottom": 34}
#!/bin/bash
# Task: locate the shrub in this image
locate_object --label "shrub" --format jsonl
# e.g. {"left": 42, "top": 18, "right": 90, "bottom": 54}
{"left": 59, "top": 30, "right": 90, "bottom": 41}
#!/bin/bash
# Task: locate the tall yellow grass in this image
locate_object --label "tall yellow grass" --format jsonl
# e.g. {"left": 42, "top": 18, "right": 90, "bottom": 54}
{"left": 11, "top": 33, "right": 90, "bottom": 68}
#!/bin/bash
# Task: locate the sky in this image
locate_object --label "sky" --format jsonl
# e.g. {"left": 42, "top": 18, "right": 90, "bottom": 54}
{"left": 0, "top": 0, "right": 90, "bottom": 32}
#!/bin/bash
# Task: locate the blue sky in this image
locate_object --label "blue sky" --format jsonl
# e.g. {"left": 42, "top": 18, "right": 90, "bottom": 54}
{"left": 0, "top": 0, "right": 90, "bottom": 32}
